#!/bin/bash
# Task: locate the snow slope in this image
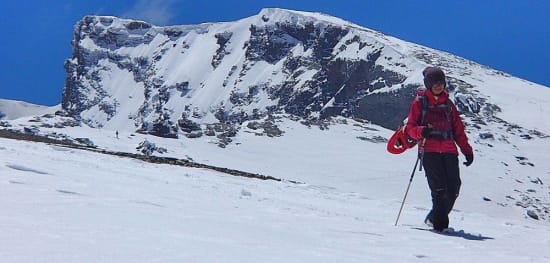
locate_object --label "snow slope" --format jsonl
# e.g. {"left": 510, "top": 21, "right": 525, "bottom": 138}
{"left": 1, "top": 117, "right": 550, "bottom": 262}
{"left": 0, "top": 99, "right": 59, "bottom": 120}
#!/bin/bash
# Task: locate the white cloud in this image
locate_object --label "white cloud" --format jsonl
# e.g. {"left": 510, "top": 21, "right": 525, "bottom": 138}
{"left": 121, "top": 0, "right": 177, "bottom": 25}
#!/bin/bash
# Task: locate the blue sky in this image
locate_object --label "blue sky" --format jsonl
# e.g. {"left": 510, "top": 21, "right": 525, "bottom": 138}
{"left": 1, "top": 0, "right": 548, "bottom": 106}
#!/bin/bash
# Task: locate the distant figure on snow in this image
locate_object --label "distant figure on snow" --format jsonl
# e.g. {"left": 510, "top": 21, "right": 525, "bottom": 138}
{"left": 116, "top": 130, "right": 119, "bottom": 139}
{"left": 405, "top": 66, "right": 474, "bottom": 232}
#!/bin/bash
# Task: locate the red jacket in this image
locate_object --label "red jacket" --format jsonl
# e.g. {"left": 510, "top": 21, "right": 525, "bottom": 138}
{"left": 406, "top": 89, "right": 473, "bottom": 155}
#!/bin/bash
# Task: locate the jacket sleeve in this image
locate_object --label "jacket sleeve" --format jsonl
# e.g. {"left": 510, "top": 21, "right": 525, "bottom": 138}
{"left": 405, "top": 99, "right": 425, "bottom": 140}
{"left": 451, "top": 103, "right": 473, "bottom": 155}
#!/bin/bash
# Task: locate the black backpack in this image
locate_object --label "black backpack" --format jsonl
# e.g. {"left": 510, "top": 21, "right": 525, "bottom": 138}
{"left": 418, "top": 93, "right": 455, "bottom": 140}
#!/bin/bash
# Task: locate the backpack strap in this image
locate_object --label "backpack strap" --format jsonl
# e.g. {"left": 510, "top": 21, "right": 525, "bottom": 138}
{"left": 419, "top": 95, "right": 456, "bottom": 140}
{"left": 419, "top": 95, "right": 453, "bottom": 123}
{"left": 419, "top": 95, "right": 428, "bottom": 125}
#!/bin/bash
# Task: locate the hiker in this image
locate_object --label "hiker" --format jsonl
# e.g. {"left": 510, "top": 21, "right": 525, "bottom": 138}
{"left": 405, "top": 66, "right": 474, "bottom": 232}
{"left": 116, "top": 130, "right": 119, "bottom": 139}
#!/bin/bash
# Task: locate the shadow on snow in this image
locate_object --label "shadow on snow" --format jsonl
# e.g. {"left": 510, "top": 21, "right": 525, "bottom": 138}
{"left": 412, "top": 227, "right": 494, "bottom": 241}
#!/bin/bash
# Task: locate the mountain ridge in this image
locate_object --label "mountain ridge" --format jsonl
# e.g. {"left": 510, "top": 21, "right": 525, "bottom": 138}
{"left": 59, "top": 8, "right": 549, "bottom": 149}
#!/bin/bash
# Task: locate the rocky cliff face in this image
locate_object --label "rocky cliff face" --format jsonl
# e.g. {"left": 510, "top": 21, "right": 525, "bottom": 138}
{"left": 62, "top": 8, "right": 540, "bottom": 147}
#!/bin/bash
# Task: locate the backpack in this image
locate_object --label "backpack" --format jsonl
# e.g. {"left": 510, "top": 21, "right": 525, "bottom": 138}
{"left": 418, "top": 92, "right": 455, "bottom": 140}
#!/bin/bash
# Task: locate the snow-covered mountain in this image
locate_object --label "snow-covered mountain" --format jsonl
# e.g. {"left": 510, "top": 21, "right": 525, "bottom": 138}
{"left": 61, "top": 8, "right": 549, "bottom": 145}
{"left": 1, "top": 8, "right": 550, "bottom": 262}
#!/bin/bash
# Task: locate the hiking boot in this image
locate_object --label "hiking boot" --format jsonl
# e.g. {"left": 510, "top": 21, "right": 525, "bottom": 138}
{"left": 440, "top": 227, "right": 455, "bottom": 234}
{"left": 424, "top": 214, "right": 434, "bottom": 227}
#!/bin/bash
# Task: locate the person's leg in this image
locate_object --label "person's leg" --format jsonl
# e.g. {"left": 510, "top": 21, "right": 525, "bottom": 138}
{"left": 443, "top": 153, "right": 461, "bottom": 215}
{"left": 423, "top": 153, "right": 449, "bottom": 231}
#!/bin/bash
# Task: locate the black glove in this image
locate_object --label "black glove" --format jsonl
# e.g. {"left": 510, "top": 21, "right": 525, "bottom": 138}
{"left": 463, "top": 153, "right": 474, "bottom": 166}
{"left": 421, "top": 126, "right": 432, "bottom": 138}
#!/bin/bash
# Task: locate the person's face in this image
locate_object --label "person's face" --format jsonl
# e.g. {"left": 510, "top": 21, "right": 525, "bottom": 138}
{"left": 431, "top": 82, "right": 445, "bottom": 95}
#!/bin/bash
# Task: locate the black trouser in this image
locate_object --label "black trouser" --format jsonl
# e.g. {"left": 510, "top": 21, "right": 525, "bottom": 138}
{"left": 422, "top": 153, "right": 461, "bottom": 230}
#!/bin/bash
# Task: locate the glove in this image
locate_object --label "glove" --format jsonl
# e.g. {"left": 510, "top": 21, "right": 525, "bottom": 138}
{"left": 421, "top": 126, "right": 432, "bottom": 138}
{"left": 463, "top": 153, "right": 474, "bottom": 166}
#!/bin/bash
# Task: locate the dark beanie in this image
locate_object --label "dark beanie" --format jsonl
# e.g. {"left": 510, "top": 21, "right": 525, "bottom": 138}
{"left": 423, "top": 67, "right": 446, "bottom": 89}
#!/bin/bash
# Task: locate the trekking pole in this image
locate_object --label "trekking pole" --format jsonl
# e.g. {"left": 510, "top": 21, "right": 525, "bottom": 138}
{"left": 394, "top": 139, "right": 426, "bottom": 226}
{"left": 418, "top": 125, "right": 432, "bottom": 172}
